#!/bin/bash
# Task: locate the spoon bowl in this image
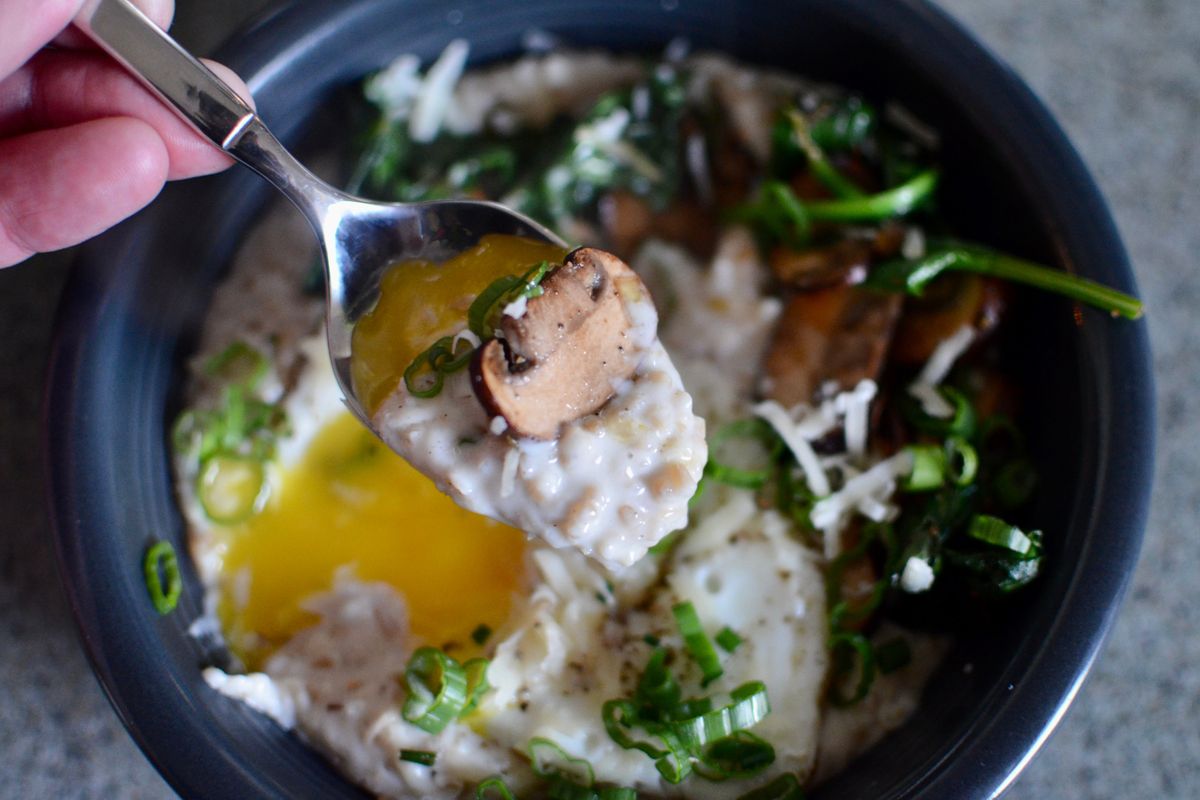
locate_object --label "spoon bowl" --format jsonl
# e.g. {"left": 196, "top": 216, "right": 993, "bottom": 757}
{"left": 73, "top": 0, "right": 564, "bottom": 432}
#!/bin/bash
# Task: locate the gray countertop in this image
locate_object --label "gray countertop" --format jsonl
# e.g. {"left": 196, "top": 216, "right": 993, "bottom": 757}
{"left": 1, "top": 1, "right": 1195, "bottom": 797}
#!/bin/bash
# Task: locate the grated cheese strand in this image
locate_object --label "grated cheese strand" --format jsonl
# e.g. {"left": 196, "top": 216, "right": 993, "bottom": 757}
{"left": 752, "top": 400, "right": 831, "bottom": 497}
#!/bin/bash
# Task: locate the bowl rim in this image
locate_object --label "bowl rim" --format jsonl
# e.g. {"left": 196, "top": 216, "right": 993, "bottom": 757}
{"left": 43, "top": 0, "right": 1155, "bottom": 797}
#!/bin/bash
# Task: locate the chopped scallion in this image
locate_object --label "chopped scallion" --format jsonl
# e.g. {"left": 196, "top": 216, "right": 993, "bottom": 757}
{"left": 698, "top": 730, "right": 776, "bottom": 780}
{"left": 803, "top": 168, "right": 939, "bottom": 221}
{"left": 945, "top": 436, "right": 979, "bottom": 486}
{"left": 715, "top": 627, "right": 743, "bottom": 653}
{"left": 672, "top": 601, "right": 724, "bottom": 686}
{"left": 671, "top": 682, "right": 771, "bottom": 751}
{"left": 735, "top": 772, "right": 805, "bottom": 800}
{"left": 143, "top": 540, "right": 181, "bottom": 615}
{"left": 828, "top": 631, "right": 877, "bottom": 707}
{"left": 967, "top": 515, "right": 1036, "bottom": 555}
{"left": 196, "top": 454, "right": 268, "bottom": 525}
{"left": 399, "top": 749, "right": 436, "bottom": 766}
{"left": 705, "top": 418, "right": 784, "bottom": 490}
{"left": 401, "top": 647, "right": 470, "bottom": 733}
{"left": 903, "top": 444, "right": 945, "bottom": 492}
{"left": 528, "top": 738, "right": 595, "bottom": 787}
{"left": 476, "top": 777, "right": 517, "bottom": 800}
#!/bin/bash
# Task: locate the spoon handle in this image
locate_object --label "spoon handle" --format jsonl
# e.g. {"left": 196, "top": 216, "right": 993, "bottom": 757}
{"left": 73, "top": 0, "right": 340, "bottom": 222}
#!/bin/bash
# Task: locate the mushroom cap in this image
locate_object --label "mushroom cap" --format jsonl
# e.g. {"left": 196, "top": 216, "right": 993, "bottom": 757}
{"left": 471, "top": 247, "right": 652, "bottom": 440}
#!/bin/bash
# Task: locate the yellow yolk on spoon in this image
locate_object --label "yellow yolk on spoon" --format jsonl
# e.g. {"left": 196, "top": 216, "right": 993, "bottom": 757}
{"left": 218, "top": 412, "right": 528, "bottom": 670}
{"left": 350, "top": 233, "right": 569, "bottom": 415}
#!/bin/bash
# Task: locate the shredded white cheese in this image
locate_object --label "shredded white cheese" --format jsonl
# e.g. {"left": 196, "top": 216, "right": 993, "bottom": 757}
{"left": 502, "top": 295, "right": 529, "bottom": 319}
{"left": 908, "top": 324, "right": 975, "bottom": 418}
{"left": 409, "top": 39, "right": 470, "bottom": 142}
{"left": 835, "top": 379, "right": 877, "bottom": 460}
{"left": 900, "top": 556, "right": 935, "bottom": 593}
{"left": 753, "top": 400, "right": 831, "bottom": 497}
{"left": 810, "top": 451, "right": 914, "bottom": 559}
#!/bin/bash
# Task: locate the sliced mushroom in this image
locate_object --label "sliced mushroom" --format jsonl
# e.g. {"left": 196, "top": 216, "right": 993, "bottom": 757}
{"left": 471, "top": 247, "right": 650, "bottom": 440}
{"left": 890, "top": 274, "right": 1007, "bottom": 364}
{"left": 763, "top": 285, "right": 902, "bottom": 406}
{"left": 769, "top": 240, "right": 873, "bottom": 289}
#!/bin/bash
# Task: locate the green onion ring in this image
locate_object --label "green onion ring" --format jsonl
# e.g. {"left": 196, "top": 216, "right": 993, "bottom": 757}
{"left": 672, "top": 601, "right": 724, "bottom": 686}
{"left": 476, "top": 777, "right": 517, "bottom": 800}
{"left": 528, "top": 738, "right": 595, "bottom": 787}
{"left": 143, "top": 540, "right": 182, "bottom": 615}
{"left": 697, "top": 730, "right": 777, "bottom": 780}
{"left": 635, "top": 648, "right": 681, "bottom": 713}
{"left": 601, "top": 700, "right": 668, "bottom": 760}
{"left": 402, "top": 647, "right": 469, "bottom": 733}
{"left": 705, "top": 418, "right": 785, "bottom": 490}
{"left": 735, "top": 773, "right": 805, "bottom": 800}
{"left": 460, "top": 657, "right": 491, "bottom": 716}
{"left": 398, "top": 749, "right": 436, "bottom": 766}
{"left": 967, "top": 514, "right": 1035, "bottom": 555}
{"left": 903, "top": 444, "right": 945, "bottom": 492}
{"left": 828, "top": 631, "right": 877, "bottom": 707}
{"left": 671, "top": 681, "right": 771, "bottom": 751}
{"left": 945, "top": 436, "right": 979, "bottom": 486}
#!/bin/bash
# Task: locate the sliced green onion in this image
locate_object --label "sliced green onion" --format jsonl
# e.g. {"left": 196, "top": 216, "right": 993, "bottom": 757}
{"left": 866, "top": 243, "right": 1144, "bottom": 320}
{"left": 403, "top": 348, "right": 446, "bottom": 399}
{"left": 601, "top": 700, "right": 669, "bottom": 760}
{"left": 596, "top": 788, "right": 637, "bottom": 800}
{"left": 468, "top": 261, "right": 553, "bottom": 339}
{"left": 399, "top": 749, "right": 436, "bottom": 766}
{"left": 652, "top": 728, "right": 694, "bottom": 784}
{"left": 672, "top": 602, "right": 724, "bottom": 686}
{"left": 196, "top": 454, "right": 268, "bottom": 524}
{"left": 784, "top": 109, "right": 864, "bottom": 200}
{"left": 671, "top": 681, "right": 771, "bottom": 751}
{"left": 460, "top": 657, "right": 491, "bottom": 716}
{"left": 403, "top": 334, "right": 475, "bottom": 399}
{"left": 875, "top": 638, "right": 913, "bottom": 675}
{"left": 945, "top": 436, "right": 979, "bottom": 486}
{"left": 635, "top": 647, "right": 681, "bottom": 713}
{"left": 803, "top": 168, "right": 939, "bottom": 221}
{"left": 736, "top": 773, "right": 805, "bottom": 800}
{"left": 993, "top": 459, "right": 1038, "bottom": 509}
{"left": 698, "top": 730, "right": 776, "bottom": 780}
{"left": 476, "top": 777, "right": 517, "bottom": 800}
{"left": 903, "top": 444, "right": 945, "bottom": 492}
{"left": 904, "top": 386, "right": 977, "bottom": 439}
{"left": 402, "top": 647, "right": 469, "bottom": 733}
{"left": 143, "top": 540, "right": 181, "bottom": 615}
{"left": 529, "top": 738, "right": 595, "bottom": 787}
{"left": 828, "top": 631, "right": 877, "bottom": 707}
{"left": 705, "top": 418, "right": 785, "bottom": 490}
{"left": 204, "top": 341, "right": 268, "bottom": 389}
{"left": 471, "top": 624, "right": 492, "bottom": 646}
{"left": 730, "top": 180, "right": 811, "bottom": 249}
{"left": 967, "top": 515, "right": 1036, "bottom": 555}
{"left": 715, "top": 627, "right": 743, "bottom": 653}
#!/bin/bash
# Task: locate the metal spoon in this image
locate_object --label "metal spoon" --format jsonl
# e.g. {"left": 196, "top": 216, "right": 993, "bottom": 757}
{"left": 73, "top": 0, "right": 564, "bottom": 433}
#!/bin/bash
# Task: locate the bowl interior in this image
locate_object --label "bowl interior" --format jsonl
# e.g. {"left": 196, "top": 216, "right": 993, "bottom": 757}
{"left": 45, "top": 1, "right": 1153, "bottom": 798}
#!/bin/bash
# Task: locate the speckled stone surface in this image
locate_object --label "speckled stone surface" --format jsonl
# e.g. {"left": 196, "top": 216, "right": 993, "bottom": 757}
{"left": 1, "top": 1, "right": 1195, "bottom": 797}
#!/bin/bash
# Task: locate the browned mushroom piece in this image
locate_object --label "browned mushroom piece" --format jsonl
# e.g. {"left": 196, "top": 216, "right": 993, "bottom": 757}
{"left": 471, "top": 247, "right": 650, "bottom": 440}
{"left": 763, "top": 285, "right": 903, "bottom": 407}
{"left": 769, "top": 240, "right": 873, "bottom": 290}
{"left": 890, "top": 274, "right": 1007, "bottom": 364}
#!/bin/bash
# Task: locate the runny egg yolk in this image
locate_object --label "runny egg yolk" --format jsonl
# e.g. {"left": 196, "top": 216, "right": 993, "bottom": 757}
{"left": 350, "top": 233, "right": 568, "bottom": 415}
{"left": 219, "top": 411, "right": 528, "bottom": 670}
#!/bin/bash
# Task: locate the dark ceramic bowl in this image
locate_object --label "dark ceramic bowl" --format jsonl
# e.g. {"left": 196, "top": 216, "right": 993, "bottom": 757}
{"left": 44, "top": 1, "right": 1154, "bottom": 797}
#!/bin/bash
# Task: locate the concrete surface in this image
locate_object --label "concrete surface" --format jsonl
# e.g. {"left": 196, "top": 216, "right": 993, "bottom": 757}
{"left": 0, "top": 0, "right": 1195, "bottom": 797}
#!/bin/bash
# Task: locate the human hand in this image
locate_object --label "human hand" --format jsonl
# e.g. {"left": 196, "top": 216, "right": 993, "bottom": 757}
{"left": 0, "top": 0, "right": 253, "bottom": 267}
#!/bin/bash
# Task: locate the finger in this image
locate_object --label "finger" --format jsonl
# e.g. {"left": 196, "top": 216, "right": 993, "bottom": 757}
{"left": 54, "top": 0, "right": 176, "bottom": 50}
{"left": 0, "top": 117, "right": 168, "bottom": 267}
{"left": 0, "top": 0, "right": 84, "bottom": 77}
{"left": 0, "top": 50, "right": 254, "bottom": 180}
